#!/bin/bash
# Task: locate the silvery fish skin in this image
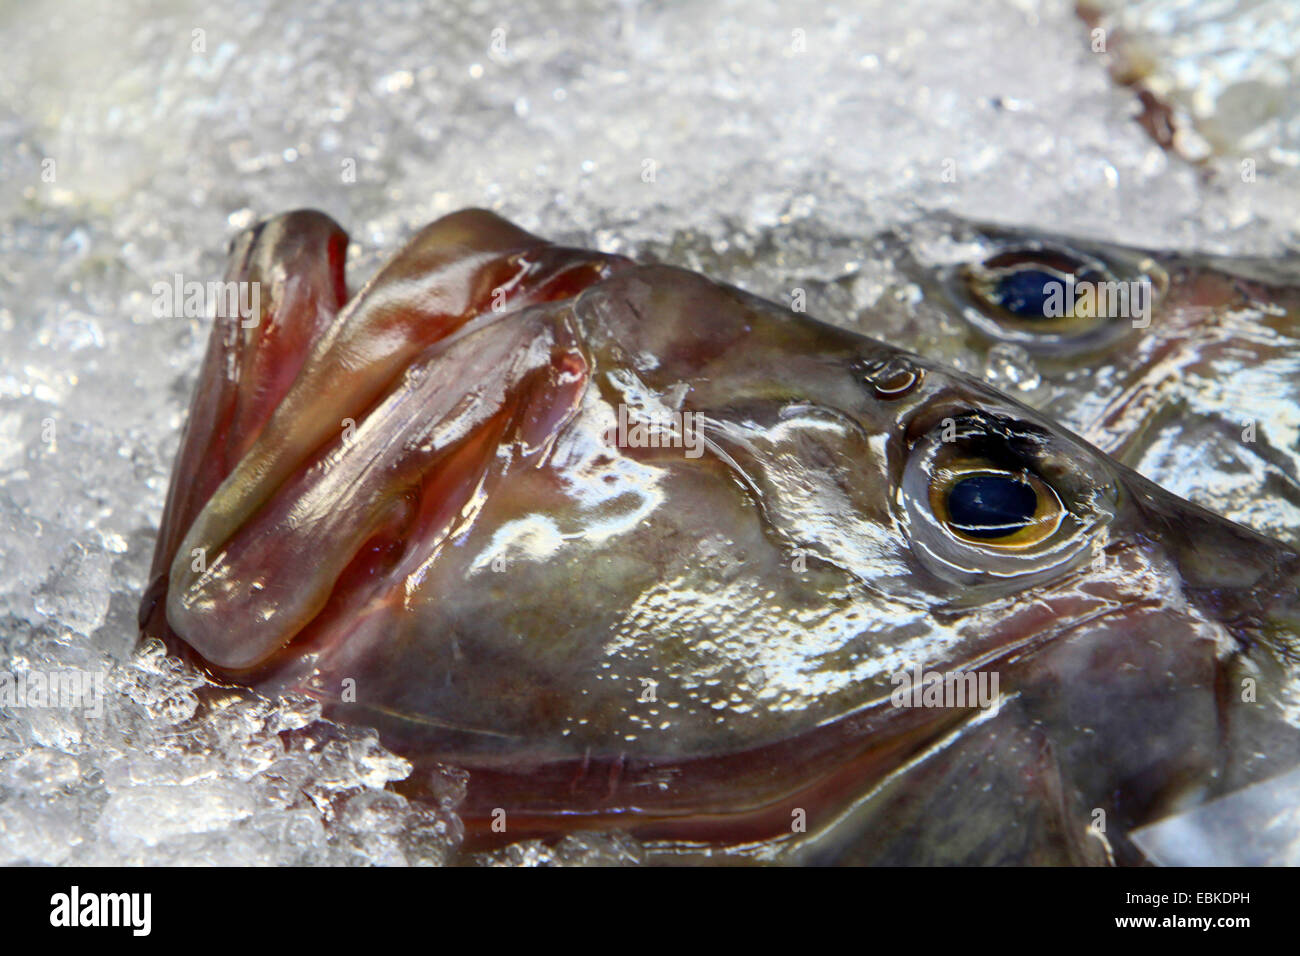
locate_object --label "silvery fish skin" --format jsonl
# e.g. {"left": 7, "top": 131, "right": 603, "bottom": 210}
{"left": 140, "top": 209, "right": 1300, "bottom": 864}
{"left": 901, "top": 219, "right": 1300, "bottom": 550}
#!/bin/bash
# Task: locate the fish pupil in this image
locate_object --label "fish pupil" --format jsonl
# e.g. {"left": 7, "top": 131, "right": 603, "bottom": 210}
{"left": 946, "top": 474, "right": 1037, "bottom": 539}
{"left": 991, "top": 269, "right": 1063, "bottom": 319}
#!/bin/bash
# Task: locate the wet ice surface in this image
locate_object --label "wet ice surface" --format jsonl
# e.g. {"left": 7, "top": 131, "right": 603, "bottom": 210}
{"left": 1, "top": 0, "right": 1298, "bottom": 865}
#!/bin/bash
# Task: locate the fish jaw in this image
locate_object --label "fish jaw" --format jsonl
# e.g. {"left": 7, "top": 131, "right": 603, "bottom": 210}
{"left": 146, "top": 212, "right": 1300, "bottom": 860}
{"left": 140, "top": 210, "right": 350, "bottom": 646}
{"left": 154, "top": 209, "right": 629, "bottom": 670}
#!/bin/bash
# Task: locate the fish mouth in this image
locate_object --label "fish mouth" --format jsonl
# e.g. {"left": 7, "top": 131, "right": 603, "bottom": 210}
{"left": 149, "top": 209, "right": 628, "bottom": 675}
{"left": 140, "top": 210, "right": 350, "bottom": 645}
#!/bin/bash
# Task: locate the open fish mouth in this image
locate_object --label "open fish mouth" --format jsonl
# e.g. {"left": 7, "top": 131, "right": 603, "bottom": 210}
{"left": 141, "top": 209, "right": 1300, "bottom": 864}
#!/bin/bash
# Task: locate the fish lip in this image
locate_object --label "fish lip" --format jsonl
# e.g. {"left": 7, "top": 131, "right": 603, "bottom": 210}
{"left": 156, "top": 211, "right": 625, "bottom": 675}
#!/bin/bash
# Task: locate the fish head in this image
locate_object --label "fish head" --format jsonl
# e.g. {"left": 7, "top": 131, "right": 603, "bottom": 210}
{"left": 145, "top": 210, "right": 1300, "bottom": 862}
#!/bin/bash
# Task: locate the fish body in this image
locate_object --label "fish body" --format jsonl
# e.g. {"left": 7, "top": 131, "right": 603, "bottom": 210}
{"left": 142, "top": 209, "right": 1300, "bottom": 863}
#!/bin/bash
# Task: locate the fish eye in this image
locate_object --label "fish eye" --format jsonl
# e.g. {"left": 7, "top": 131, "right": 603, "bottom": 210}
{"left": 986, "top": 268, "right": 1061, "bottom": 319}
{"left": 965, "top": 250, "right": 1113, "bottom": 325}
{"left": 900, "top": 412, "right": 1114, "bottom": 589}
{"left": 929, "top": 464, "right": 1062, "bottom": 547}
{"left": 940, "top": 241, "right": 1166, "bottom": 354}
{"left": 980, "top": 263, "right": 1108, "bottom": 322}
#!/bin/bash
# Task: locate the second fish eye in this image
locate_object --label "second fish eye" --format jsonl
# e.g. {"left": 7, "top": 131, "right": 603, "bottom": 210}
{"left": 963, "top": 249, "right": 1111, "bottom": 324}
{"left": 984, "top": 266, "right": 1105, "bottom": 321}
{"left": 938, "top": 239, "right": 1166, "bottom": 355}
{"left": 986, "top": 268, "right": 1061, "bottom": 319}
